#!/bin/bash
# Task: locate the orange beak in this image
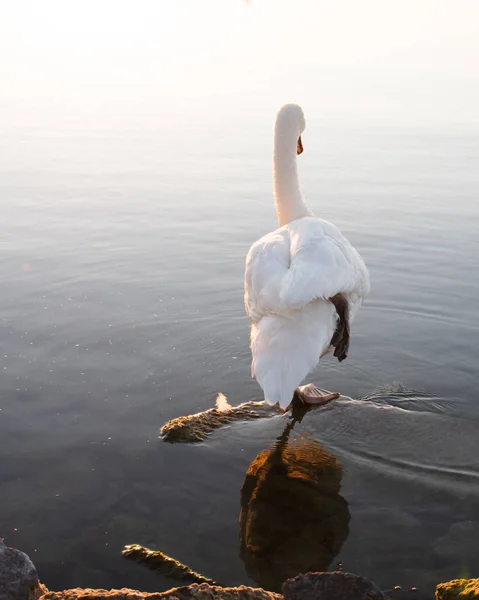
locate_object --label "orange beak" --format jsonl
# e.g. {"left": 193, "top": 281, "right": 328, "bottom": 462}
{"left": 297, "top": 136, "right": 303, "bottom": 155}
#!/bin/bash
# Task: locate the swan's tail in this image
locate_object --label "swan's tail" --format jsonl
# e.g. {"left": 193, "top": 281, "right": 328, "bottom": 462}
{"left": 250, "top": 303, "right": 337, "bottom": 409}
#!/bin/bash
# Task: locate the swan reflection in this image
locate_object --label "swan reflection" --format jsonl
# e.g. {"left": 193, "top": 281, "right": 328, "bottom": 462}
{"left": 239, "top": 413, "right": 350, "bottom": 591}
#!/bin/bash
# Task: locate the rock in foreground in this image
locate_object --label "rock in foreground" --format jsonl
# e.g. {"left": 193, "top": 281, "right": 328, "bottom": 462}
{"left": 0, "top": 540, "right": 44, "bottom": 600}
{"left": 0, "top": 542, "right": 398, "bottom": 600}
{"left": 436, "top": 578, "right": 479, "bottom": 599}
{"left": 40, "top": 573, "right": 387, "bottom": 600}
{"left": 122, "top": 544, "right": 217, "bottom": 585}
{"left": 283, "top": 572, "right": 388, "bottom": 600}
{"left": 41, "top": 584, "right": 280, "bottom": 600}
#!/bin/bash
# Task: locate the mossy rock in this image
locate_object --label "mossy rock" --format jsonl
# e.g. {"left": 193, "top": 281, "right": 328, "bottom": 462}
{"left": 436, "top": 579, "right": 479, "bottom": 599}
{"left": 239, "top": 434, "right": 350, "bottom": 591}
{"left": 159, "top": 401, "right": 281, "bottom": 443}
{"left": 40, "top": 583, "right": 281, "bottom": 600}
{"left": 122, "top": 544, "right": 216, "bottom": 585}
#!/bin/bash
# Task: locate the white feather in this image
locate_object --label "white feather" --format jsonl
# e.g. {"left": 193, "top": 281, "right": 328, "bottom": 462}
{"left": 215, "top": 393, "right": 231, "bottom": 412}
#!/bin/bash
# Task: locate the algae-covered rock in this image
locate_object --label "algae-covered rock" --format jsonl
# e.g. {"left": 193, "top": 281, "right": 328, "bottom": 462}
{"left": 436, "top": 578, "right": 479, "bottom": 599}
{"left": 0, "top": 539, "right": 45, "bottom": 600}
{"left": 122, "top": 544, "right": 216, "bottom": 585}
{"left": 283, "top": 572, "right": 387, "bottom": 600}
{"left": 159, "top": 389, "right": 350, "bottom": 444}
{"left": 39, "top": 575, "right": 389, "bottom": 600}
{"left": 159, "top": 399, "right": 280, "bottom": 443}
{"left": 239, "top": 420, "right": 350, "bottom": 592}
{"left": 40, "top": 584, "right": 281, "bottom": 600}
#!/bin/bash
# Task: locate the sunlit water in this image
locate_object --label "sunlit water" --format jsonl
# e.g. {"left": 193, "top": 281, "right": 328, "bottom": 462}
{"left": 1, "top": 115, "right": 478, "bottom": 598}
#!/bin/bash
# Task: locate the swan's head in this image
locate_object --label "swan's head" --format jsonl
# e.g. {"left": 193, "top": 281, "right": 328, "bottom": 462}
{"left": 275, "top": 104, "right": 306, "bottom": 156}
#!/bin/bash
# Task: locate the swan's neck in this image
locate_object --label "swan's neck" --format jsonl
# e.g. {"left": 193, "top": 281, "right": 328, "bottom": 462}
{"left": 273, "top": 126, "right": 313, "bottom": 227}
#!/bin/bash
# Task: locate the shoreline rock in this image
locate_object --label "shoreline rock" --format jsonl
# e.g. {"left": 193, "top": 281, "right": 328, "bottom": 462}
{"left": 40, "top": 584, "right": 281, "bottom": 600}
{"left": 3, "top": 536, "right": 478, "bottom": 600}
{"left": 436, "top": 578, "right": 479, "bottom": 599}
{"left": 34, "top": 573, "right": 388, "bottom": 600}
{"left": 2, "top": 541, "right": 392, "bottom": 600}
{"left": 283, "top": 572, "right": 387, "bottom": 600}
{"left": 0, "top": 539, "right": 45, "bottom": 600}
{"left": 122, "top": 544, "right": 217, "bottom": 586}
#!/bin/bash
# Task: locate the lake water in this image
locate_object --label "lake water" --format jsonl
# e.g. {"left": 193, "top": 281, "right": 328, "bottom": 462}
{"left": 1, "top": 114, "right": 478, "bottom": 599}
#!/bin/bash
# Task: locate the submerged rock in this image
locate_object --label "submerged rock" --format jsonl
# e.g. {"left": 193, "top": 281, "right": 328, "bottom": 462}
{"left": 436, "top": 578, "right": 479, "bottom": 599}
{"left": 283, "top": 572, "right": 388, "bottom": 600}
{"left": 41, "top": 584, "right": 281, "bottom": 600}
{"left": 158, "top": 389, "right": 352, "bottom": 444}
{"left": 239, "top": 432, "right": 349, "bottom": 592}
{"left": 122, "top": 544, "right": 217, "bottom": 585}
{"left": 159, "top": 400, "right": 280, "bottom": 443}
{"left": 0, "top": 539, "right": 44, "bottom": 600}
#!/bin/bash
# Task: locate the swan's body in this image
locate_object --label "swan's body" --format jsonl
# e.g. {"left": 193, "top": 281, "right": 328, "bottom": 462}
{"left": 244, "top": 104, "right": 370, "bottom": 409}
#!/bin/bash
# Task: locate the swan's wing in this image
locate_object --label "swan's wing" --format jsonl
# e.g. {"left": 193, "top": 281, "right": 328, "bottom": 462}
{"left": 280, "top": 217, "right": 370, "bottom": 311}
{"left": 244, "top": 228, "right": 291, "bottom": 323}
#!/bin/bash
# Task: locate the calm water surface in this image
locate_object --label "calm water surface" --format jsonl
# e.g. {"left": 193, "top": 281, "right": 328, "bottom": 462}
{"left": 1, "top": 115, "right": 478, "bottom": 597}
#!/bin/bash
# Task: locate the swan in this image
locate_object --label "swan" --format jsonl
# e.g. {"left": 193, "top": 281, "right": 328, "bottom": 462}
{"left": 244, "top": 104, "right": 370, "bottom": 409}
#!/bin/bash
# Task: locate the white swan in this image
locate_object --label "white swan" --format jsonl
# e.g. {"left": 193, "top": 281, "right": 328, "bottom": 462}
{"left": 244, "top": 104, "right": 370, "bottom": 409}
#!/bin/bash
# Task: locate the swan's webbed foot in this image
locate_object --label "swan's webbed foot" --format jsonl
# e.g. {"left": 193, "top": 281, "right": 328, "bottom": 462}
{"left": 294, "top": 383, "right": 340, "bottom": 405}
{"left": 330, "top": 293, "right": 350, "bottom": 362}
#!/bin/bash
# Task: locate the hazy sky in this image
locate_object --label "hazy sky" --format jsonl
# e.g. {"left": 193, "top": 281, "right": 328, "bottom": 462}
{"left": 1, "top": 0, "right": 478, "bottom": 128}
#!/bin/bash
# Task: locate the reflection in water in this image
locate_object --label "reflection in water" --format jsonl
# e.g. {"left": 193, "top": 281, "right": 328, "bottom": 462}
{"left": 239, "top": 412, "right": 350, "bottom": 591}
